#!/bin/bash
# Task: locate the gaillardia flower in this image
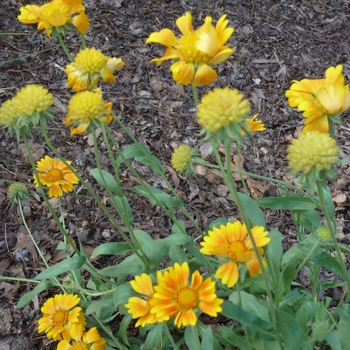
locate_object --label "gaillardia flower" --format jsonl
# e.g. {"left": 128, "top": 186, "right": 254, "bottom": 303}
{"left": 0, "top": 84, "right": 54, "bottom": 138}
{"left": 7, "top": 183, "right": 30, "bottom": 205}
{"left": 287, "top": 131, "right": 339, "bottom": 189}
{"left": 63, "top": 90, "right": 113, "bottom": 136}
{"left": 171, "top": 145, "right": 192, "bottom": 174}
{"left": 150, "top": 262, "right": 223, "bottom": 328}
{"left": 57, "top": 324, "right": 106, "bottom": 350}
{"left": 34, "top": 155, "right": 79, "bottom": 198}
{"left": 125, "top": 274, "right": 166, "bottom": 327}
{"left": 38, "top": 294, "right": 86, "bottom": 341}
{"left": 146, "top": 12, "right": 234, "bottom": 86}
{"left": 200, "top": 221, "right": 270, "bottom": 288}
{"left": 18, "top": 0, "right": 90, "bottom": 37}
{"left": 66, "top": 48, "right": 125, "bottom": 91}
{"left": 285, "top": 65, "right": 350, "bottom": 134}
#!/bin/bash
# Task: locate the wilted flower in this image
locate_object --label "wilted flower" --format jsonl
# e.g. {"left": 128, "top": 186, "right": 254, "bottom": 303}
{"left": 38, "top": 294, "right": 86, "bottom": 341}
{"left": 66, "top": 48, "right": 125, "bottom": 91}
{"left": 125, "top": 274, "right": 166, "bottom": 327}
{"left": 150, "top": 262, "right": 223, "bottom": 328}
{"left": 7, "top": 183, "right": 30, "bottom": 205}
{"left": 244, "top": 113, "right": 265, "bottom": 134}
{"left": 285, "top": 65, "right": 350, "bottom": 134}
{"left": 18, "top": 0, "right": 90, "bottom": 37}
{"left": 146, "top": 12, "right": 234, "bottom": 86}
{"left": 63, "top": 90, "right": 113, "bottom": 136}
{"left": 200, "top": 221, "right": 270, "bottom": 288}
{"left": 171, "top": 145, "right": 192, "bottom": 174}
{"left": 57, "top": 324, "right": 106, "bottom": 350}
{"left": 0, "top": 84, "right": 54, "bottom": 138}
{"left": 34, "top": 155, "right": 79, "bottom": 198}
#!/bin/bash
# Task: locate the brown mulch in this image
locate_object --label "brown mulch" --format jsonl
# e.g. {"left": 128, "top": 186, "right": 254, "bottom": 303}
{"left": 1, "top": 0, "right": 350, "bottom": 349}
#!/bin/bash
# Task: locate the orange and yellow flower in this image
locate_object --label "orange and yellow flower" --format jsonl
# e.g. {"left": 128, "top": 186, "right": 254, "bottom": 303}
{"left": 146, "top": 12, "right": 234, "bottom": 86}
{"left": 38, "top": 294, "right": 86, "bottom": 341}
{"left": 66, "top": 48, "right": 125, "bottom": 91}
{"left": 34, "top": 156, "right": 79, "bottom": 198}
{"left": 18, "top": 0, "right": 90, "bottom": 37}
{"left": 200, "top": 221, "right": 270, "bottom": 288}
{"left": 285, "top": 65, "right": 350, "bottom": 134}
{"left": 125, "top": 274, "right": 166, "bottom": 327}
{"left": 150, "top": 262, "right": 223, "bottom": 328}
{"left": 63, "top": 89, "right": 113, "bottom": 136}
{"left": 57, "top": 324, "right": 106, "bottom": 350}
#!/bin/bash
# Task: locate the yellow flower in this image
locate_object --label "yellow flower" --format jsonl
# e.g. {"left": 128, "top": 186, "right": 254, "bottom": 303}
{"left": 285, "top": 65, "right": 350, "bottom": 134}
{"left": 197, "top": 87, "right": 250, "bottom": 134}
{"left": 200, "top": 221, "right": 270, "bottom": 288}
{"left": 146, "top": 12, "right": 234, "bottom": 86}
{"left": 0, "top": 85, "right": 54, "bottom": 138}
{"left": 34, "top": 155, "right": 79, "bottom": 198}
{"left": 125, "top": 274, "right": 166, "bottom": 327}
{"left": 150, "top": 262, "right": 223, "bottom": 328}
{"left": 18, "top": 0, "right": 90, "bottom": 37}
{"left": 66, "top": 48, "right": 125, "bottom": 91}
{"left": 287, "top": 131, "right": 339, "bottom": 175}
{"left": 63, "top": 90, "right": 113, "bottom": 136}
{"left": 171, "top": 145, "right": 192, "bottom": 174}
{"left": 38, "top": 294, "right": 86, "bottom": 341}
{"left": 245, "top": 113, "right": 265, "bottom": 133}
{"left": 57, "top": 324, "right": 106, "bottom": 350}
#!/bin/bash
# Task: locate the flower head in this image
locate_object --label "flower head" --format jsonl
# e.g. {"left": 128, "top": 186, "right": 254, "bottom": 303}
{"left": 315, "top": 227, "right": 331, "bottom": 243}
{"left": 38, "top": 294, "right": 86, "bottom": 341}
{"left": 63, "top": 90, "right": 113, "bottom": 136}
{"left": 146, "top": 12, "right": 234, "bottom": 86}
{"left": 7, "top": 183, "right": 30, "bottom": 205}
{"left": 244, "top": 113, "right": 265, "bottom": 133}
{"left": 171, "top": 145, "right": 192, "bottom": 174}
{"left": 200, "top": 221, "right": 270, "bottom": 288}
{"left": 66, "top": 48, "right": 125, "bottom": 91}
{"left": 18, "top": 0, "right": 90, "bottom": 37}
{"left": 287, "top": 131, "right": 339, "bottom": 189}
{"left": 57, "top": 324, "right": 106, "bottom": 350}
{"left": 150, "top": 262, "right": 223, "bottom": 328}
{"left": 34, "top": 155, "right": 79, "bottom": 198}
{"left": 125, "top": 274, "right": 166, "bottom": 327}
{"left": 285, "top": 65, "right": 350, "bottom": 134}
{"left": 0, "top": 85, "right": 54, "bottom": 138}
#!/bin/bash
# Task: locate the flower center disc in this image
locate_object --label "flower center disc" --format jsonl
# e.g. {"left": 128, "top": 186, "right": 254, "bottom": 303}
{"left": 177, "top": 33, "right": 209, "bottom": 63}
{"left": 228, "top": 241, "right": 246, "bottom": 261}
{"left": 71, "top": 341, "right": 89, "bottom": 350}
{"left": 52, "top": 309, "right": 68, "bottom": 326}
{"left": 176, "top": 287, "right": 198, "bottom": 309}
{"left": 48, "top": 168, "right": 64, "bottom": 181}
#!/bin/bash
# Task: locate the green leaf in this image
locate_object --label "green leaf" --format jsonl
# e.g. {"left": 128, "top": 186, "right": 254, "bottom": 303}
{"left": 131, "top": 185, "right": 183, "bottom": 211}
{"left": 200, "top": 326, "right": 217, "bottom": 350}
{"left": 185, "top": 325, "right": 201, "bottom": 350}
{"left": 171, "top": 220, "right": 186, "bottom": 235}
{"left": 113, "top": 283, "right": 133, "bottom": 307}
{"left": 265, "top": 228, "right": 283, "bottom": 288}
{"left": 143, "top": 323, "right": 164, "bottom": 350}
{"left": 275, "top": 309, "right": 304, "bottom": 350}
{"left": 229, "top": 291, "right": 269, "bottom": 322}
{"left": 110, "top": 195, "right": 133, "bottom": 225}
{"left": 205, "top": 218, "right": 228, "bottom": 232}
{"left": 86, "top": 294, "right": 114, "bottom": 317}
{"left": 91, "top": 242, "right": 132, "bottom": 259}
{"left": 169, "top": 245, "right": 187, "bottom": 264}
{"left": 16, "top": 280, "right": 52, "bottom": 308}
{"left": 90, "top": 168, "right": 122, "bottom": 196}
{"left": 256, "top": 196, "right": 318, "bottom": 210}
{"left": 116, "top": 143, "right": 165, "bottom": 176}
{"left": 116, "top": 314, "right": 132, "bottom": 347}
{"left": 134, "top": 229, "right": 162, "bottom": 267}
{"left": 323, "top": 186, "right": 335, "bottom": 219}
{"left": 336, "top": 304, "right": 350, "bottom": 350}
{"left": 293, "top": 209, "right": 321, "bottom": 233}
{"left": 237, "top": 192, "right": 266, "bottom": 227}
{"left": 100, "top": 254, "right": 144, "bottom": 277}
{"left": 34, "top": 255, "right": 86, "bottom": 280}
{"left": 279, "top": 289, "right": 305, "bottom": 308}
{"left": 157, "top": 234, "right": 193, "bottom": 250}
{"left": 216, "top": 326, "right": 250, "bottom": 350}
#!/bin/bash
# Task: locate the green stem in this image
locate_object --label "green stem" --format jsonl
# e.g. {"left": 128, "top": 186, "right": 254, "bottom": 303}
{"left": 294, "top": 241, "right": 319, "bottom": 276}
{"left": 0, "top": 276, "right": 40, "bottom": 283}
{"left": 57, "top": 32, "right": 73, "bottom": 62}
{"left": 163, "top": 323, "right": 179, "bottom": 350}
{"left": 80, "top": 34, "right": 86, "bottom": 49}
{"left": 212, "top": 141, "right": 283, "bottom": 350}
{"left": 237, "top": 143, "right": 249, "bottom": 196}
{"left": 192, "top": 85, "right": 199, "bottom": 106}
{"left": 317, "top": 181, "right": 350, "bottom": 302}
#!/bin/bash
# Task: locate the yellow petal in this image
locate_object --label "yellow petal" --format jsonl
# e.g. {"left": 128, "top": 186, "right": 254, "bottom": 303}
{"left": 18, "top": 5, "right": 41, "bottom": 24}
{"left": 146, "top": 28, "right": 177, "bottom": 47}
{"left": 193, "top": 63, "right": 218, "bottom": 86}
{"left": 72, "top": 13, "right": 90, "bottom": 34}
{"left": 170, "top": 61, "right": 195, "bottom": 85}
{"left": 176, "top": 12, "right": 193, "bottom": 35}
{"left": 209, "top": 47, "right": 234, "bottom": 65}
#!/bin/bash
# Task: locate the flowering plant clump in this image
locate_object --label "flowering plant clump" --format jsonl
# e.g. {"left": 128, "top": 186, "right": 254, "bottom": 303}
{"left": 34, "top": 155, "right": 79, "bottom": 197}
{"left": 66, "top": 48, "right": 125, "bottom": 91}
{"left": 3, "top": 4, "right": 350, "bottom": 350}
{"left": 285, "top": 65, "right": 350, "bottom": 134}
{"left": 146, "top": 12, "right": 234, "bottom": 86}
{"left": 18, "top": 0, "right": 90, "bottom": 37}
{"left": 63, "top": 90, "right": 113, "bottom": 135}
